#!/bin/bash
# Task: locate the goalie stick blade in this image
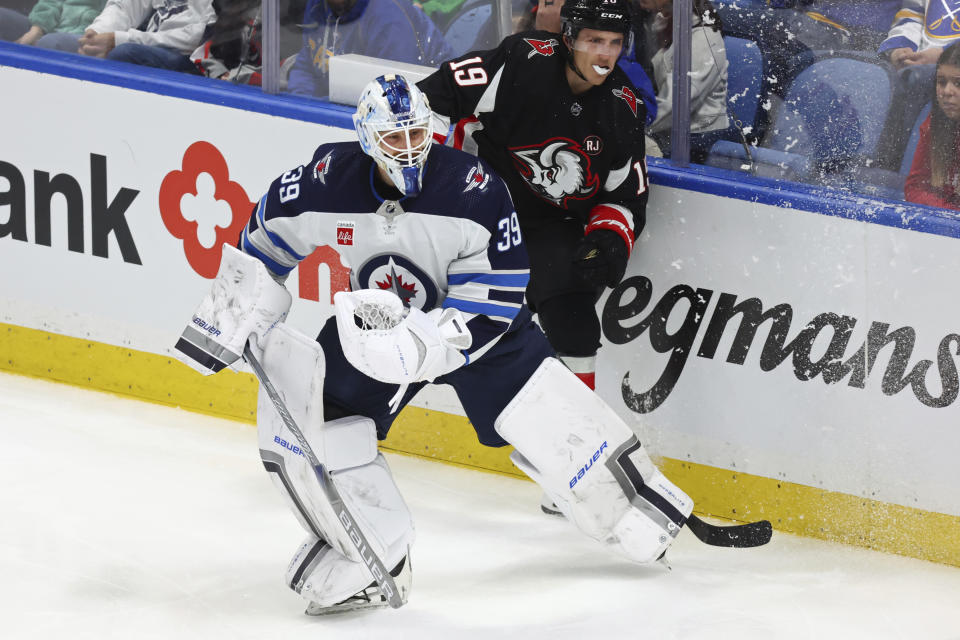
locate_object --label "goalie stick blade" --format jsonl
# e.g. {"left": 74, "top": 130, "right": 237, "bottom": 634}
{"left": 685, "top": 514, "right": 772, "bottom": 548}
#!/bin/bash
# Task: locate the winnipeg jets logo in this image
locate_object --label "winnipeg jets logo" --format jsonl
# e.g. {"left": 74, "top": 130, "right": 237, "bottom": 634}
{"left": 463, "top": 161, "right": 490, "bottom": 192}
{"left": 377, "top": 262, "right": 418, "bottom": 304}
{"left": 524, "top": 38, "right": 559, "bottom": 58}
{"left": 612, "top": 86, "right": 639, "bottom": 118}
{"left": 355, "top": 255, "right": 439, "bottom": 310}
{"left": 311, "top": 150, "right": 333, "bottom": 184}
{"left": 510, "top": 138, "right": 600, "bottom": 206}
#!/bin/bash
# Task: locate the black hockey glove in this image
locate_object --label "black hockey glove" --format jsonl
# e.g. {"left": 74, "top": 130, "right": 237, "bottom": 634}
{"left": 572, "top": 229, "right": 630, "bottom": 289}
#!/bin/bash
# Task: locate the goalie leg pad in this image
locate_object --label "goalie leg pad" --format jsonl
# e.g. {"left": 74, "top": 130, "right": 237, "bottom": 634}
{"left": 256, "top": 325, "right": 383, "bottom": 559}
{"left": 175, "top": 245, "right": 292, "bottom": 375}
{"left": 284, "top": 454, "right": 414, "bottom": 608}
{"left": 256, "top": 328, "right": 413, "bottom": 565}
{"left": 495, "top": 358, "right": 693, "bottom": 564}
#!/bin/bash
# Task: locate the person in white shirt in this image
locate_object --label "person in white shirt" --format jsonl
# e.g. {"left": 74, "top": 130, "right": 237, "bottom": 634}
{"left": 79, "top": 0, "right": 215, "bottom": 72}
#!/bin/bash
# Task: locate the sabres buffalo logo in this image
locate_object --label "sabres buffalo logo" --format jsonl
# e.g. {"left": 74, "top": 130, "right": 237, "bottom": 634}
{"left": 509, "top": 137, "right": 600, "bottom": 206}
{"left": 926, "top": 2, "right": 960, "bottom": 40}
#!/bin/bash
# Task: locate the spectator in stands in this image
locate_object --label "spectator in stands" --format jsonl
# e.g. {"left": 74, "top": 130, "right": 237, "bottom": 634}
{"left": 78, "top": 0, "right": 215, "bottom": 72}
{"left": 638, "top": 0, "right": 729, "bottom": 161}
{"left": 715, "top": 1, "right": 899, "bottom": 147}
{"left": 191, "top": 0, "right": 305, "bottom": 85}
{"left": 717, "top": 0, "right": 899, "bottom": 54}
{"left": 287, "top": 0, "right": 455, "bottom": 98}
{"left": 0, "top": 0, "right": 106, "bottom": 51}
{"left": 414, "top": 0, "right": 466, "bottom": 28}
{"left": 904, "top": 42, "right": 960, "bottom": 210}
{"left": 880, "top": 0, "right": 960, "bottom": 70}
{"left": 193, "top": 0, "right": 263, "bottom": 84}
{"left": 877, "top": 1, "right": 960, "bottom": 170}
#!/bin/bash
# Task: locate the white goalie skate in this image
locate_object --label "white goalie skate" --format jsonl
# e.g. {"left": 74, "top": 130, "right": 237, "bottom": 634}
{"left": 304, "top": 554, "right": 413, "bottom": 616}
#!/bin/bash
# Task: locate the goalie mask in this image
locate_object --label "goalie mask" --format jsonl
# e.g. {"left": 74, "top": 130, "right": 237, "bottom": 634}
{"left": 353, "top": 74, "right": 434, "bottom": 197}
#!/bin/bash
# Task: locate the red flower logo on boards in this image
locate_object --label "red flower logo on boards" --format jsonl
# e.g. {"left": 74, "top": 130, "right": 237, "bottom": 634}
{"left": 159, "top": 141, "right": 254, "bottom": 278}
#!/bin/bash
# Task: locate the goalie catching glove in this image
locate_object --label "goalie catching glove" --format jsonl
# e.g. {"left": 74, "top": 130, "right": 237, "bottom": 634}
{"left": 334, "top": 289, "right": 472, "bottom": 384}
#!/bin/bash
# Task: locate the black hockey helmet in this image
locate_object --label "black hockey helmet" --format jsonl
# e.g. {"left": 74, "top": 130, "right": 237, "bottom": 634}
{"left": 560, "top": 0, "right": 632, "bottom": 40}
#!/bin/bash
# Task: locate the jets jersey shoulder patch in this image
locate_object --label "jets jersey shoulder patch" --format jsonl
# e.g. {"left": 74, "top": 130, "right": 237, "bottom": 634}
{"left": 463, "top": 161, "right": 491, "bottom": 193}
{"left": 310, "top": 149, "right": 334, "bottom": 184}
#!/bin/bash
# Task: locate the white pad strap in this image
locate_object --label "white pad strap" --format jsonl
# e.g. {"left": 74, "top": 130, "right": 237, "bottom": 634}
{"left": 495, "top": 358, "right": 693, "bottom": 563}
{"left": 174, "top": 245, "right": 292, "bottom": 374}
{"left": 334, "top": 289, "right": 471, "bottom": 384}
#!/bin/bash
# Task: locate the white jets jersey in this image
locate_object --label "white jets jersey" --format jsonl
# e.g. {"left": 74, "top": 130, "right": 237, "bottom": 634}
{"left": 240, "top": 142, "right": 532, "bottom": 360}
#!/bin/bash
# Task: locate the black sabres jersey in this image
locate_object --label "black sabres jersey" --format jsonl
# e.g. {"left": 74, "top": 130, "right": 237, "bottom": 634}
{"left": 418, "top": 30, "right": 649, "bottom": 233}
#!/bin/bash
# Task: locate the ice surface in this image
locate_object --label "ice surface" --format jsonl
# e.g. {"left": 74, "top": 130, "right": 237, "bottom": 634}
{"left": 1, "top": 371, "right": 958, "bottom": 640}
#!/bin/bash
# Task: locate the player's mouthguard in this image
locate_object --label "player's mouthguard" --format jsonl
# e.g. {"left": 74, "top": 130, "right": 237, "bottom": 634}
{"left": 592, "top": 65, "right": 611, "bottom": 75}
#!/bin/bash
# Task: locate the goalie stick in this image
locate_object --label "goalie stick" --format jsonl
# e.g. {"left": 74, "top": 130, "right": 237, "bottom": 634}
{"left": 685, "top": 514, "right": 772, "bottom": 548}
{"left": 541, "top": 499, "right": 772, "bottom": 548}
{"left": 243, "top": 343, "right": 404, "bottom": 609}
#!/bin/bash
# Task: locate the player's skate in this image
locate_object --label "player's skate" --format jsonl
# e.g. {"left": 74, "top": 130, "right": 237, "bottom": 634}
{"left": 305, "top": 554, "right": 412, "bottom": 616}
{"left": 540, "top": 491, "right": 672, "bottom": 567}
{"left": 540, "top": 491, "right": 563, "bottom": 516}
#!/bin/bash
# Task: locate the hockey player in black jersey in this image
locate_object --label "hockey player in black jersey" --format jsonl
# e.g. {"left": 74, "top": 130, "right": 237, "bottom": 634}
{"left": 418, "top": 0, "right": 648, "bottom": 390}
{"left": 173, "top": 74, "right": 692, "bottom": 615}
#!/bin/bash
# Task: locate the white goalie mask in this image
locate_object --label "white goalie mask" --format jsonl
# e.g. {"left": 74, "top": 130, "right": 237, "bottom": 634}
{"left": 353, "top": 74, "right": 434, "bottom": 197}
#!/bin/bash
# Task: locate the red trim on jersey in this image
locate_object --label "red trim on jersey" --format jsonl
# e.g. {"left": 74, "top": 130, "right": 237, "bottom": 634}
{"left": 452, "top": 115, "right": 479, "bottom": 150}
{"left": 573, "top": 371, "right": 596, "bottom": 390}
{"left": 432, "top": 131, "right": 449, "bottom": 144}
{"left": 586, "top": 204, "right": 634, "bottom": 253}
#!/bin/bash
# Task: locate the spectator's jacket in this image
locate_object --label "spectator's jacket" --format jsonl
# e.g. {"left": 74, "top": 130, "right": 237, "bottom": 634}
{"left": 29, "top": 0, "right": 106, "bottom": 35}
{"left": 904, "top": 115, "right": 960, "bottom": 210}
{"left": 191, "top": 4, "right": 262, "bottom": 84}
{"left": 879, "top": 0, "right": 960, "bottom": 53}
{"left": 648, "top": 14, "right": 729, "bottom": 135}
{"left": 87, "top": 0, "right": 215, "bottom": 55}
{"left": 769, "top": 0, "right": 900, "bottom": 34}
{"left": 287, "top": 0, "right": 455, "bottom": 97}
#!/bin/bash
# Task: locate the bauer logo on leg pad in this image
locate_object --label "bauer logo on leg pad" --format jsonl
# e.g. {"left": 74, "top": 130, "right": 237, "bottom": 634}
{"left": 570, "top": 441, "right": 608, "bottom": 489}
{"left": 338, "top": 508, "right": 395, "bottom": 602}
{"left": 274, "top": 435, "right": 306, "bottom": 458}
